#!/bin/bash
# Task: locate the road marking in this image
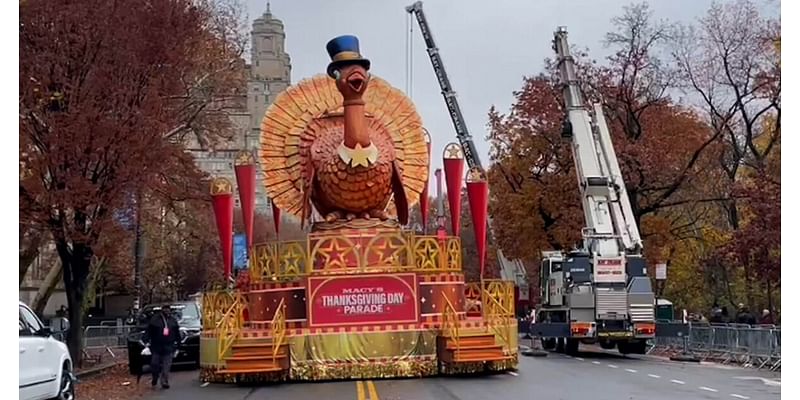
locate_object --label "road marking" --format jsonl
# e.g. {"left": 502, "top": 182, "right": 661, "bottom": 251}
{"left": 647, "top": 374, "right": 661, "bottom": 378}
{"left": 607, "top": 364, "right": 618, "bottom": 368}
{"left": 670, "top": 379, "right": 685, "bottom": 385}
{"left": 575, "top": 357, "right": 585, "bottom": 361}
{"left": 592, "top": 361, "right": 601, "bottom": 365}
{"left": 699, "top": 386, "right": 719, "bottom": 393}
{"left": 507, "top": 371, "right": 519, "bottom": 376}
{"left": 734, "top": 376, "right": 781, "bottom": 386}
{"left": 200, "top": 382, "right": 210, "bottom": 388}
{"left": 366, "top": 380, "right": 380, "bottom": 400}
{"left": 356, "top": 381, "right": 366, "bottom": 400}
{"left": 625, "top": 368, "right": 637, "bottom": 373}
{"left": 730, "top": 394, "right": 749, "bottom": 399}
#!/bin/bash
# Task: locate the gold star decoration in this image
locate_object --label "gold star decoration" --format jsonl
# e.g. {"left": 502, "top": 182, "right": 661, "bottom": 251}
{"left": 337, "top": 142, "right": 379, "bottom": 168}
{"left": 234, "top": 150, "right": 255, "bottom": 166}
{"left": 466, "top": 167, "right": 487, "bottom": 183}
{"left": 443, "top": 143, "right": 463, "bottom": 159}
{"left": 210, "top": 177, "right": 233, "bottom": 195}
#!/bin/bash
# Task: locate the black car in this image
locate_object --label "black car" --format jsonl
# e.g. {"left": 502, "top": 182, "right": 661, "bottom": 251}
{"left": 126, "top": 301, "right": 202, "bottom": 375}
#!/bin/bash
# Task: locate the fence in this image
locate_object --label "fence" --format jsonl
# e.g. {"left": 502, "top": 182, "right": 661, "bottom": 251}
{"left": 80, "top": 325, "right": 137, "bottom": 366}
{"left": 650, "top": 323, "right": 780, "bottom": 371}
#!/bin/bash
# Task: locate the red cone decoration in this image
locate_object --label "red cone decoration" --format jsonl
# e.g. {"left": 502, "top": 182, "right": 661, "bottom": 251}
{"left": 443, "top": 143, "right": 465, "bottom": 236}
{"left": 210, "top": 177, "right": 235, "bottom": 283}
{"left": 234, "top": 151, "right": 256, "bottom": 250}
{"left": 271, "top": 200, "right": 281, "bottom": 239}
{"left": 466, "top": 167, "right": 489, "bottom": 279}
{"left": 419, "top": 130, "right": 432, "bottom": 233}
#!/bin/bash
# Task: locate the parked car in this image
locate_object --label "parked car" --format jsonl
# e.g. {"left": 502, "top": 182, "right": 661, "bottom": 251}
{"left": 19, "top": 301, "right": 75, "bottom": 400}
{"left": 126, "top": 301, "right": 202, "bottom": 375}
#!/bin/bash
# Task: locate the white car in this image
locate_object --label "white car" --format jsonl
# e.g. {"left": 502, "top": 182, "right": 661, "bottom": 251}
{"left": 19, "top": 301, "right": 75, "bottom": 400}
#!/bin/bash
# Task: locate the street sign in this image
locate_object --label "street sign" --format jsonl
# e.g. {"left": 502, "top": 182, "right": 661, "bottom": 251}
{"left": 655, "top": 263, "right": 667, "bottom": 280}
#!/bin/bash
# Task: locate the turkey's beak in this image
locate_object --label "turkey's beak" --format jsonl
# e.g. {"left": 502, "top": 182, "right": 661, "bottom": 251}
{"left": 346, "top": 70, "right": 367, "bottom": 92}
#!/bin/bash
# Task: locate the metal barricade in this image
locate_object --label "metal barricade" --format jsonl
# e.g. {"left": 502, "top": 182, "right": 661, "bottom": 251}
{"left": 650, "top": 322, "right": 780, "bottom": 370}
{"left": 82, "top": 325, "right": 136, "bottom": 354}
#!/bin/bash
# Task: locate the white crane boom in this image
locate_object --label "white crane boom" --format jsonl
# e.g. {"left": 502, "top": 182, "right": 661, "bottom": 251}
{"left": 552, "top": 27, "right": 643, "bottom": 257}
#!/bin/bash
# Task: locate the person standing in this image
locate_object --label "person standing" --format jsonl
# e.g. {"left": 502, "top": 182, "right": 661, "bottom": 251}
{"left": 759, "top": 309, "right": 774, "bottom": 325}
{"left": 143, "top": 306, "right": 180, "bottom": 389}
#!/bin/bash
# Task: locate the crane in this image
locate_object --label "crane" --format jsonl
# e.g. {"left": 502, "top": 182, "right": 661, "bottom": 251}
{"left": 553, "top": 26, "right": 642, "bottom": 257}
{"left": 529, "top": 27, "right": 655, "bottom": 355}
{"left": 405, "top": 1, "right": 482, "bottom": 171}
{"left": 406, "top": 1, "right": 532, "bottom": 311}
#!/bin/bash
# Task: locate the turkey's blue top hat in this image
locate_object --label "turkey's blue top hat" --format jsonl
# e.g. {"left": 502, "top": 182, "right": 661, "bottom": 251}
{"left": 326, "top": 35, "right": 371, "bottom": 78}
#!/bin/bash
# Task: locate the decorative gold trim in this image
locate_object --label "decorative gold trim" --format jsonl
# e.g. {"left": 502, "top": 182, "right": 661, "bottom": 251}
{"left": 331, "top": 51, "right": 362, "bottom": 62}
{"left": 249, "top": 231, "right": 467, "bottom": 282}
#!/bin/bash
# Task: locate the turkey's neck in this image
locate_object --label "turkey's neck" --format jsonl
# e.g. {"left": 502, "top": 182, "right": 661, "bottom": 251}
{"left": 342, "top": 98, "right": 370, "bottom": 148}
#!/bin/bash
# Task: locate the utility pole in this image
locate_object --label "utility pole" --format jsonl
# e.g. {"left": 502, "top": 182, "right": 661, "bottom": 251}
{"left": 133, "top": 192, "right": 144, "bottom": 312}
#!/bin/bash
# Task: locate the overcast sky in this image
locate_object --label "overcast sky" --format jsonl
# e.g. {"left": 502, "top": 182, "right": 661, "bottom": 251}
{"left": 245, "top": 0, "right": 778, "bottom": 175}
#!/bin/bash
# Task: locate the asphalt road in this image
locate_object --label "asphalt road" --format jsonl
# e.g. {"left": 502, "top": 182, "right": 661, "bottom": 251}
{"left": 141, "top": 347, "right": 780, "bottom": 400}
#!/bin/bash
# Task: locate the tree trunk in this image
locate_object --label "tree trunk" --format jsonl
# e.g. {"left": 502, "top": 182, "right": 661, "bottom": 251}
{"left": 32, "top": 263, "right": 62, "bottom": 315}
{"left": 56, "top": 239, "right": 93, "bottom": 366}
{"left": 19, "top": 233, "right": 43, "bottom": 285}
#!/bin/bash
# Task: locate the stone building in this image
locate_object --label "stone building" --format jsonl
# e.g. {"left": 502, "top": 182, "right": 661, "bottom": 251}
{"left": 188, "top": 4, "right": 291, "bottom": 214}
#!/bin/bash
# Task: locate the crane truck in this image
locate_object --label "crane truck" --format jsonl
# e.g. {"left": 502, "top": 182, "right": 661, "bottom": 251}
{"left": 528, "top": 27, "right": 656, "bottom": 355}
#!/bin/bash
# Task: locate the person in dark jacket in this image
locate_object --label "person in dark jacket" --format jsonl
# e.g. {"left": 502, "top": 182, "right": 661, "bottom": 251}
{"left": 735, "top": 303, "right": 757, "bottom": 325}
{"left": 143, "top": 306, "right": 181, "bottom": 389}
{"left": 721, "top": 306, "right": 731, "bottom": 323}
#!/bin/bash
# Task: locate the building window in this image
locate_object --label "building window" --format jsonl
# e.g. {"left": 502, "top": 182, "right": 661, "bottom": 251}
{"left": 254, "top": 95, "right": 259, "bottom": 103}
{"left": 264, "top": 95, "right": 270, "bottom": 104}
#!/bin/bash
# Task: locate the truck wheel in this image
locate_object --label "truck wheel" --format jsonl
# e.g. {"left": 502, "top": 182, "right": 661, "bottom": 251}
{"left": 555, "top": 338, "right": 566, "bottom": 353}
{"left": 565, "top": 338, "right": 579, "bottom": 355}
{"left": 541, "top": 338, "right": 556, "bottom": 350}
{"left": 627, "top": 340, "right": 647, "bottom": 354}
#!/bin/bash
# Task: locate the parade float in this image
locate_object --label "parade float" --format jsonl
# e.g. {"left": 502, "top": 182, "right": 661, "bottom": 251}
{"left": 199, "top": 35, "right": 517, "bottom": 383}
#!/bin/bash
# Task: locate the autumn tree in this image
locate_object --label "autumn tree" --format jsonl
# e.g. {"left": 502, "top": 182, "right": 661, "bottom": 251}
{"left": 673, "top": 0, "right": 780, "bottom": 310}
{"left": 19, "top": 0, "right": 246, "bottom": 362}
{"left": 487, "top": 76, "right": 583, "bottom": 264}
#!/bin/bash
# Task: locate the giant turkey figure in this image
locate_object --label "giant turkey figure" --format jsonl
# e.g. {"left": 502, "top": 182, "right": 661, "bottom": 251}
{"left": 260, "top": 35, "right": 428, "bottom": 228}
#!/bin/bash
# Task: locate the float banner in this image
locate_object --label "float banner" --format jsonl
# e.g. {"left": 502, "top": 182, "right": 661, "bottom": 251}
{"left": 234, "top": 154, "right": 256, "bottom": 250}
{"left": 443, "top": 143, "right": 465, "bottom": 236}
{"left": 210, "top": 178, "right": 235, "bottom": 282}
{"left": 308, "top": 274, "right": 418, "bottom": 327}
{"left": 466, "top": 178, "right": 489, "bottom": 279}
